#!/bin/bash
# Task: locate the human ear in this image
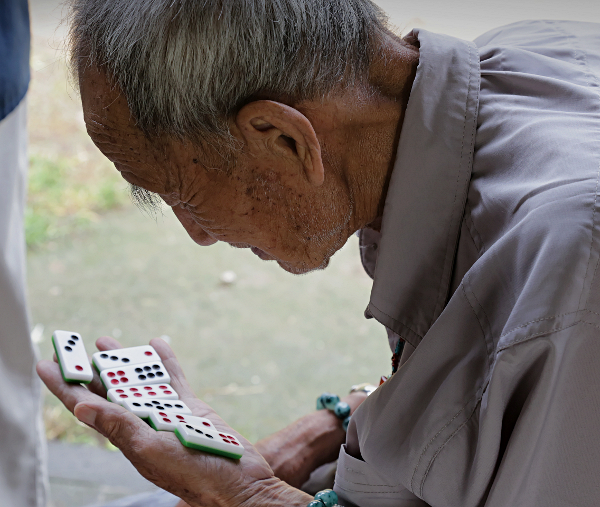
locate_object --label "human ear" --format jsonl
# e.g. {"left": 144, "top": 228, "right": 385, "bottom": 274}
{"left": 235, "top": 100, "right": 325, "bottom": 187}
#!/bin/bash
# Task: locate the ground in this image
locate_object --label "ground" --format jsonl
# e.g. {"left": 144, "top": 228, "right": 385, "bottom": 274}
{"left": 30, "top": 204, "right": 388, "bottom": 445}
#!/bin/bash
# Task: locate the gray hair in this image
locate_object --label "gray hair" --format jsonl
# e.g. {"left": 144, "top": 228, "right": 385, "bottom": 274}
{"left": 68, "top": 0, "right": 389, "bottom": 148}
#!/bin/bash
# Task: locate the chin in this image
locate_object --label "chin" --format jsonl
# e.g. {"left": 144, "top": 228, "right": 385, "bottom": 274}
{"left": 277, "top": 257, "right": 331, "bottom": 275}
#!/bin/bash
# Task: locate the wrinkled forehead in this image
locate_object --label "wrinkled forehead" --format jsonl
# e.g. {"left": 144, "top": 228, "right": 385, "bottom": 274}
{"left": 78, "top": 64, "right": 174, "bottom": 194}
{"left": 79, "top": 64, "right": 139, "bottom": 142}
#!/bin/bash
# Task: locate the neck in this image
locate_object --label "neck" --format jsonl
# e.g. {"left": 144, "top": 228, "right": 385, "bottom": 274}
{"left": 302, "top": 35, "right": 419, "bottom": 235}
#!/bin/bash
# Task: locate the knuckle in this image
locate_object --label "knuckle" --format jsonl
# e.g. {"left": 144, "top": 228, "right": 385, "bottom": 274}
{"left": 101, "top": 412, "right": 152, "bottom": 460}
{"left": 101, "top": 413, "right": 126, "bottom": 444}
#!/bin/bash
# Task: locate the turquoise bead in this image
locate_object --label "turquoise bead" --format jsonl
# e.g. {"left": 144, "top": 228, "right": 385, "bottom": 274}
{"left": 314, "top": 489, "right": 339, "bottom": 507}
{"left": 334, "top": 401, "right": 350, "bottom": 419}
{"left": 316, "top": 396, "right": 326, "bottom": 410}
{"left": 307, "top": 501, "right": 325, "bottom": 507}
{"left": 342, "top": 415, "right": 351, "bottom": 431}
{"left": 322, "top": 393, "right": 340, "bottom": 410}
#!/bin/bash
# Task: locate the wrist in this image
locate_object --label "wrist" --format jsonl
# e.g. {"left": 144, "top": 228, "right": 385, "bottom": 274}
{"left": 238, "top": 477, "right": 313, "bottom": 507}
{"left": 256, "top": 409, "right": 344, "bottom": 487}
{"left": 342, "top": 391, "right": 368, "bottom": 413}
{"left": 303, "top": 392, "right": 367, "bottom": 465}
{"left": 315, "top": 390, "right": 368, "bottom": 431}
{"left": 254, "top": 391, "right": 368, "bottom": 488}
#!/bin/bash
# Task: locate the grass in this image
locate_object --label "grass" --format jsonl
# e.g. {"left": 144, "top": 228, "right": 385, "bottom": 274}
{"left": 26, "top": 35, "right": 128, "bottom": 250}
{"left": 26, "top": 154, "right": 127, "bottom": 248}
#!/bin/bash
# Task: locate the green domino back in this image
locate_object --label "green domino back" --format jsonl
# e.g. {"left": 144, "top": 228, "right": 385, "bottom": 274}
{"left": 51, "top": 334, "right": 92, "bottom": 384}
{"left": 174, "top": 428, "right": 242, "bottom": 460}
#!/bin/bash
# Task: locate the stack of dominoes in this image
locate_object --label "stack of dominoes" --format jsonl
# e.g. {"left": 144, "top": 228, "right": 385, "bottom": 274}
{"left": 52, "top": 330, "right": 244, "bottom": 459}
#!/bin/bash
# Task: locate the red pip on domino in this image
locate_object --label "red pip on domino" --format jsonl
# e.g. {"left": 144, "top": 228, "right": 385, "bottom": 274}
{"left": 92, "top": 345, "right": 160, "bottom": 372}
{"left": 52, "top": 330, "right": 94, "bottom": 384}
{"left": 100, "top": 362, "right": 171, "bottom": 389}
{"left": 107, "top": 384, "right": 178, "bottom": 405}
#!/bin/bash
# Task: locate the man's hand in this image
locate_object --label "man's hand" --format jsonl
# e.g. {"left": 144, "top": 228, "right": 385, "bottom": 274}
{"left": 255, "top": 391, "right": 367, "bottom": 488}
{"left": 38, "top": 337, "right": 313, "bottom": 507}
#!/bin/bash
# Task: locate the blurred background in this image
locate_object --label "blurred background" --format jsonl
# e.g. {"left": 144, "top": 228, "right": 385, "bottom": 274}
{"left": 26, "top": 0, "right": 599, "bottom": 505}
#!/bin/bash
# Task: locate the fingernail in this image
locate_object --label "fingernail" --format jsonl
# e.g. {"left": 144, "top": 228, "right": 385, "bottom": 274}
{"left": 75, "top": 405, "right": 97, "bottom": 427}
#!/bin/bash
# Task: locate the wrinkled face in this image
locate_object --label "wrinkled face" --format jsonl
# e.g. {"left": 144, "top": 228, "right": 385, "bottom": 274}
{"left": 80, "top": 66, "right": 354, "bottom": 274}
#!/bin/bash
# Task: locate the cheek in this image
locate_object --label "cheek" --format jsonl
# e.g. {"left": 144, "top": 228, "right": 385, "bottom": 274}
{"left": 278, "top": 183, "right": 354, "bottom": 264}
{"left": 171, "top": 206, "right": 217, "bottom": 246}
{"left": 290, "top": 186, "right": 350, "bottom": 234}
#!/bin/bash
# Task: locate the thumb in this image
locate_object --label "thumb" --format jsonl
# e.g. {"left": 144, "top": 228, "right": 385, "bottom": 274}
{"left": 74, "top": 404, "right": 98, "bottom": 427}
{"left": 74, "top": 400, "right": 153, "bottom": 450}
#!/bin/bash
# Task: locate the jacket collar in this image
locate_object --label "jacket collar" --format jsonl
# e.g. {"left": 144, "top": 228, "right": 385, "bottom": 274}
{"left": 366, "top": 29, "right": 480, "bottom": 347}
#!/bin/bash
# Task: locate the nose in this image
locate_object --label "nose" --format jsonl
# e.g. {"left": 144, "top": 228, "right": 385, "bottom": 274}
{"left": 171, "top": 205, "right": 218, "bottom": 246}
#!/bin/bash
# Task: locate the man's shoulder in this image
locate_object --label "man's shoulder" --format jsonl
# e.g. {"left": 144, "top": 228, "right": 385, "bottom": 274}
{"left": 473, "top": 19, "right": 600, "bottom": 93}
{"left": 464, "top": 190, "right": 599, "bottom": 351}
{"left": 473, "top": 19, "right": 600, "bottom": 49}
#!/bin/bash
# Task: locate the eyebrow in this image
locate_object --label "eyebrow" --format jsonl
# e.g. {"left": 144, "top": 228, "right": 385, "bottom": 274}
{"left": 129, "top": 184, "right": 163, "bottom": 216}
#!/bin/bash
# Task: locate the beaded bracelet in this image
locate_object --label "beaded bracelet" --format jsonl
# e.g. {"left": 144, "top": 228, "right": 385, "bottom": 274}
{"left": 316, "top": 392, "right": 351, "bottom": 431}
{"left": 307, "top": 488, "right": 340, "bottom": 507}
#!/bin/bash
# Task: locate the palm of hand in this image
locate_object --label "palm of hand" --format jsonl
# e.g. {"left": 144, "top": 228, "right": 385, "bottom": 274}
{"left": 37, "top": 336, "right": 279, "bottom": 507}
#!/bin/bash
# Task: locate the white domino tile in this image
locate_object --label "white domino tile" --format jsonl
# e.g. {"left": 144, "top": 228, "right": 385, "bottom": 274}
{"left": 148, "top": 410, "right": 215, "bottom": 432}
{"left": 100, "top": 362, "right": 170, "bottom": 389}
{"left": 175, "top": 422, "right": 244, "bottom": 459}
{"left": 107, "top": 384, "right": 178, "bottom": 405}
{"left": 122, "top": 398, "right": 192, "bottom": 419}
{"left": 92, "top": 346, "right": 160, "bottom": 372}
{"left": 52, "top": 330, "right": 93, "bottom": 383}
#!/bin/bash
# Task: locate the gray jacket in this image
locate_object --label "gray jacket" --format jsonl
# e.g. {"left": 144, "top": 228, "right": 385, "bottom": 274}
{"left": 336, "top": 21, "right": 600, "bottom": 507}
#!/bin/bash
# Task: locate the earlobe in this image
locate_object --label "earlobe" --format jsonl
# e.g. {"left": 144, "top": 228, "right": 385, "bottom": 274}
{"left": 236, "top": 100, "right": 325, "bottom": 187}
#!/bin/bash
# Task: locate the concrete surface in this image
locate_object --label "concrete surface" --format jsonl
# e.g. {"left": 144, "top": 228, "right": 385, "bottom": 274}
{"left": 48, "top": 441, "right": 157, "bottom": 507}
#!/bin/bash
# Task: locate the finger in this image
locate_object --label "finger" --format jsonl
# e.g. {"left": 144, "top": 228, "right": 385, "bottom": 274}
{"left": 37, "top": 359, "right": 107, "bottom": 414}
{"left": 85, "top": 336, "right": 123, "bottom": 398}
{"left": 149, "top": 337, "right": 196, "bottom": 399}
{"left": 148, "top": 338, "right": 240, "bottom": 436}
{"left": 86, "top": 364, "right": 108, "bottom": 398}
{"left": 96, "top": 336, "right": 124, "bottom": 351}
{"left": 85, "top": 336, "right": 120, "bottom": 397}
{"left": 51, "top": 343, "right": 105, "bottom": 397}
{"left": 37, "top": 359, "right": 155, "bottom": 446}
{"left": 71, "top": 398, "right": 188, "bottom": 494}
{"left": 73, "top": 397, "right": 154, "bottom": 450}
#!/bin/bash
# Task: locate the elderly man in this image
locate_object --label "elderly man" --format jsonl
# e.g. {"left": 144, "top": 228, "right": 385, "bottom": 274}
{"left": 37, "top": 0, "right": 600, "bottom": 506}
